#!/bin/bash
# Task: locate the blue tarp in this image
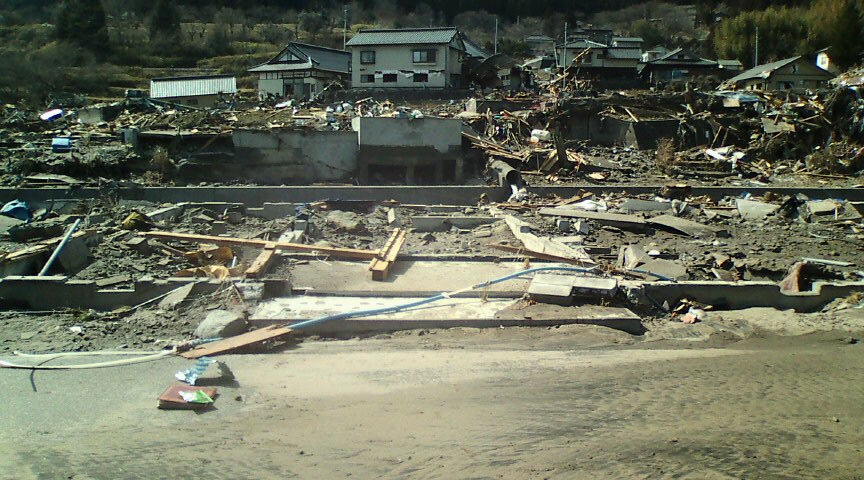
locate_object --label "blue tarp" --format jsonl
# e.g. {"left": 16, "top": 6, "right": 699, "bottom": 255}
{"left": 1, "top": 200, "right": 30, "bottom": 221}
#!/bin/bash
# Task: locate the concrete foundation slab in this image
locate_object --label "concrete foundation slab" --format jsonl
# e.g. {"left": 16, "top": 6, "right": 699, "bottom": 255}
{"left": 288, "top": 260, "right": 564, "bottom": 295}
{"left": 250, "top": 296, "right": 642, "bottom": 334}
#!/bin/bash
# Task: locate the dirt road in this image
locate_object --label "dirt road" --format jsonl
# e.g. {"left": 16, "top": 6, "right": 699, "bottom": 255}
{"left": 1, "top": 312, "right": 863, "bottom": 479}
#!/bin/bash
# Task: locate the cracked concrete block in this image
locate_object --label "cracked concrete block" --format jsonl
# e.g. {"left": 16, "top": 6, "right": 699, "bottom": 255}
{"left": 262, "top": 203, "right": 295, "bottom": 220}
{"left": 195, "top": 310, "right": 248, "bottom": 339}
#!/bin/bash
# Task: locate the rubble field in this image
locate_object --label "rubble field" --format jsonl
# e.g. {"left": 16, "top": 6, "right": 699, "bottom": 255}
{"left": 0, "top": 74, "right": 863, "bottom": 424}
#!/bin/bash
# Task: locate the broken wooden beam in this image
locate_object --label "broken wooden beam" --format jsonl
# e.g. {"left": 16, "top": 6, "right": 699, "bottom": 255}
{"left": 180, "top": 325, "right": 293, "bottom": 359}
{"left": 245, "top": 242, "right": 277, "bottom": 279}
{"left": 142, "top": 231, "right": 378, "bottom": 260}
{"left": 368, "top": 228, "right": 407, "bottom": 281}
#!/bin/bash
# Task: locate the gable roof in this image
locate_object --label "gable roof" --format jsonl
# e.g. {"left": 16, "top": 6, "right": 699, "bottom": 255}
{"left": 346, "top": 27, "right": 459, "bottom": 47}
{"left": 725, "top": 56, "right": 805, "bottom": 84}
{"left": 149, "top": 75, "right": 236, "bottom": 99}
{"left": 606, "top": 47, "right": 643, "bottom": 60}
{"left": 249, "top": 42, "right": 350, "bottom": 74}
{"left": 645, "top": 47, "right": 718, "bottom": 67}
{"left": 559, "top": 39, "right": 607, "bottom": 49}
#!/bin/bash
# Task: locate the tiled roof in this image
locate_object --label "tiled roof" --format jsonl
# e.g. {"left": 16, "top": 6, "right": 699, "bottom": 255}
{"left": 346, "top": 28, "right": 459, "bottom": 46}
{"left": 248, "top": 42, "right": 350, "bottom": 74}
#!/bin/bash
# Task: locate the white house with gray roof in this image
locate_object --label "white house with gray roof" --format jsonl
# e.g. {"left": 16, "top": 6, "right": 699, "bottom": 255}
{"left": 346, "top": 27, "right": 482, "bottom": 89}
{"left": 248, "top": 42, "right": 351, "bottom": 100}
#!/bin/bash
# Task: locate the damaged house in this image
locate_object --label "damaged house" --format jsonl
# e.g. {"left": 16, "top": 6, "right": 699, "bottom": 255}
{"left": 555, "top": 37, "right": 643, "bottom": 89}
{"left": 638, "top": 48, "right": 727, "bottom": 85}
{"left": 346, "top": 27, "right": 484, "bottom": 89}
{"left": 149, "top": 74, "right": 237, "bottom": 108}
{"left": 247, "top": 42, "right": 351, "bottom": 100}
{"left": 721, "top": 56, "right": 835, "bottom": 91}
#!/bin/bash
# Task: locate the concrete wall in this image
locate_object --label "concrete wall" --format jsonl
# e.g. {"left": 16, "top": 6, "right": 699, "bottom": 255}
{"left": 351, "top": 116, "right": 463, "bottom": 183}
{"left": 350, "top": 44, "right": 462, "bottom": 88}
{"left": 159, "top": 94, "right": 219, "bottom": 108}
{"left": 565, "top": 115, "right": 679, "bottom": 149}
{"left": 352, "top": 117, "right": 461, "bottom": 152}
{"left": 232, "top": 128, "right": 358, "bottom": 183}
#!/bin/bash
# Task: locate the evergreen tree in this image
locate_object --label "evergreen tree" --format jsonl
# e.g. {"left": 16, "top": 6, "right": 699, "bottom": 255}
{"left": 809, "top": 0, "right": 864, "bottom": 69}
{"left": 55, "top": 0, "right": 109, "bottom": 56}
{"left": 149, "top": 0, "right": 181, "bottom": 42}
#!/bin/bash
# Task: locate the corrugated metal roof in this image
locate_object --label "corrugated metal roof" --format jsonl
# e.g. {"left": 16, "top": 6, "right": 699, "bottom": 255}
{"left": 150, "top": 75, "right": 236, "bottom": 99}
{"left": 726, "top": 57, "right": 801, "bottom": 84}
{"left": 346, "top": 28, "right": 459, "bottom": 46}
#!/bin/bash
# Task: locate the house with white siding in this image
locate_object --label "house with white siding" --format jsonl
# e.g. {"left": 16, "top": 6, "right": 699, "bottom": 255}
{"left": 248, "top": 42, "right": 351, "bottom": 100}
{"left": 345, "top": 27, "right": 484, "bottom": 89}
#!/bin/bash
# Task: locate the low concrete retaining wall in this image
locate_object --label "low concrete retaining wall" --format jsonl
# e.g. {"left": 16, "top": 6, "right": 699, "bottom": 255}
{"left": 630, "top": 280, "right": 864, "bottom": 313}
{"left": 2, "top": 186, "right": 862, "bottom": 207}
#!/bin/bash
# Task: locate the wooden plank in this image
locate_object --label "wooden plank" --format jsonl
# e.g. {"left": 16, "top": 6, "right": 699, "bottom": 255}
{"left": 2, "top": 230, "right": 98, "bottom": 262}
{"left": 368, "top": 228, "right": 407, "bottom": 281}
{"left": 143, "top": 231, "right": 378, "bottom": 260}
{"left": 245, "top": 243, "right": 276, "bottom": 279}
{"left": 487, "top": 243, "right": 595, "bottom": 266}
{"left": 180, "top": 325, "right": 293, "bottom": 359}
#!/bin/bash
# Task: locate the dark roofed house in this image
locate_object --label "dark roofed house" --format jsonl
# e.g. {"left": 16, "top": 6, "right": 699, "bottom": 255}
{"left": 555, "top": 38, "right": 642, "bottom": 89}
{"left": 248, "top": 42, "right": 351, "bottom": 100}
{"left": 638, "top": 48, "right": 722, "bottom": 84}
{"left": 149, "top": 74, "right": 236, "bottom": 108}
{"left": 721, "top": 56, "right": 835, "bottom": 91}
{"left": 346, "top": 27, "right": 484, "bottom": 89}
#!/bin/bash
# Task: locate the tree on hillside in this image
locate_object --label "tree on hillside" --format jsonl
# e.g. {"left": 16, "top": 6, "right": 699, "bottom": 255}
{"left": 149, "top": 0, "right": 181, "bottom": 42}
{"left": 298, "top": 11, "right": 328, "bottom": 42}
{"left": 808, "top": 0, "right": 864, "bottom": 69}
{"left": 714, "top": 7, "right": 808, "bottom": 67}
{"left": 55, "top": 0, "right": 109, "bottom": 57}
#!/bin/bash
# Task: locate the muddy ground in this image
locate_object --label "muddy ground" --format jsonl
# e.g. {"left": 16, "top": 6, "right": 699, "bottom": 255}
{"left": 0, "top": 308, "right": 863, "bottom": 479}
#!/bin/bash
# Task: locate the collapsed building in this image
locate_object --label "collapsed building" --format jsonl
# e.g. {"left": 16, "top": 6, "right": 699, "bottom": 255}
{"left": 0, "top": 56, "right": 863, "bottom": 409}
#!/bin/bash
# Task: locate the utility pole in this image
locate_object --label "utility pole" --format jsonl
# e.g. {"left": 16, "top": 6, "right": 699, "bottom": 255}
{"left": 494, "top": 17, "right": 498, "bottom": 55}
{"left": 754, "top": 25, "right": 759, "bottom": 66}
{"left": 343, "top": 5, "right": 348, "bottom": 50}
{"left": 561, "top": 21, "right": 568, "bottom": 90}
{"left": 561, "top": 22, "right": 568, "bottom": 68}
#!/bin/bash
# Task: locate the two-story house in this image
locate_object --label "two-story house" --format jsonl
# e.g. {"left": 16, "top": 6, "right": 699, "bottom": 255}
{"left": 346, "top": 27, "right": 476, "bottom": 89}
{"left": 248, "top": 42, "right": 350, "bottom": 100}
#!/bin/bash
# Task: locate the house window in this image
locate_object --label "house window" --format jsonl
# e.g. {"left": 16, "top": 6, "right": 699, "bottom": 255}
{"left": 382, "top": 73, "right": 397, "bottom": 83}
{"left": 360, "top": 74, "right": 375, "bottom": 84}
{"left": 413, "top": 73, "right": 428, "bottom": 83}
{"left": 413, "top": 49, "right": 436, "bottom": 63}
{"left": 360, "top": 50, "right": 376, "bottom": 64}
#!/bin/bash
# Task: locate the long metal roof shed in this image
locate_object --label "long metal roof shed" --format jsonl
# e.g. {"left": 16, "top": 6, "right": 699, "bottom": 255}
{"left": 149, "top": 74, "right": 237, "bottom": 99}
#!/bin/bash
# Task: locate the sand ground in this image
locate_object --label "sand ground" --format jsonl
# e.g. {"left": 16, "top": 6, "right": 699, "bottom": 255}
{"left": 1, "top": 308, "right": 863, "bottom": 479}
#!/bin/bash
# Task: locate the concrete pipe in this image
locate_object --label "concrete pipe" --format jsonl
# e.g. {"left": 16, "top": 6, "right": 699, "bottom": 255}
{"left": 489, "top": 160, "right": 523, "bottom": 188}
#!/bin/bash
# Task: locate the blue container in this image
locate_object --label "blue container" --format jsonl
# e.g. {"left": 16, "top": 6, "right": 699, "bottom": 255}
{"left": 51, "top": 137, "right": 72, "bottom": 152}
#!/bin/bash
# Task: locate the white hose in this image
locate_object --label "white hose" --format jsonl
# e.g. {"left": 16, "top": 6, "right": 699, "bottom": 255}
{"left": 0, "top": 349, "right": 175, "bottom": 370}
